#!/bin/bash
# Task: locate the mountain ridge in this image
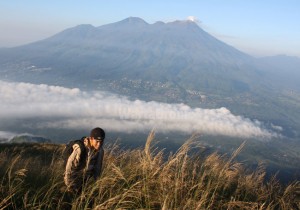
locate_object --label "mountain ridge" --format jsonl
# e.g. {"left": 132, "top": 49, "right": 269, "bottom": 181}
{"left": 0, "top": 17, "right": 260, "bottom": 93}
{"left": 1, "top": 17, "right": 299, "bottom": 96}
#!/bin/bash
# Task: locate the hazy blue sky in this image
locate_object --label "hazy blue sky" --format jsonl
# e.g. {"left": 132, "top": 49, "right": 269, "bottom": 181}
{"left": 1, "top": 0, "right": 299, "bottom": 57}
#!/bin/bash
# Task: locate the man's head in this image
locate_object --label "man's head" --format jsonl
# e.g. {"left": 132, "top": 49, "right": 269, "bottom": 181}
{"left": 89, "top": 127, "right": 105, "bottom": 151}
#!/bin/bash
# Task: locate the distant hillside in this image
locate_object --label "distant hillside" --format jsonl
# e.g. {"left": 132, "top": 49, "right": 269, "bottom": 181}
{"left": 257, "top": 55, "right": 300, "bottom": 91}
{"left": 10, "top": 135, "right": 51, "bottom": 143}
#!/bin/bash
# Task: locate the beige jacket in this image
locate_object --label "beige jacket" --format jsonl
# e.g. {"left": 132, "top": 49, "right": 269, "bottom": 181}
{"left": 64, "top": 144, "right": 104, "bottom": 191}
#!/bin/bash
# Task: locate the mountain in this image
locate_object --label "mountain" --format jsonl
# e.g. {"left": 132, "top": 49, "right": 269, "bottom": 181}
{"left": 0, "top": 17, "right": 263, "bottom": 95}
{"left": 0, "top": 17, "right": 300, "bottom": 140}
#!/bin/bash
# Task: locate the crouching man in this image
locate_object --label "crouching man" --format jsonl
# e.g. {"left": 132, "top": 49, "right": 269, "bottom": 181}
{"left": 64, "top": 127, "right": 105, "bottom": 193}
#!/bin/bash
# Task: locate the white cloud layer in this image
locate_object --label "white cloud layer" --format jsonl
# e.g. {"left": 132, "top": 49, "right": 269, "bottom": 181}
{"left": 0, "top": 80, "right": 277, "bottom": 139}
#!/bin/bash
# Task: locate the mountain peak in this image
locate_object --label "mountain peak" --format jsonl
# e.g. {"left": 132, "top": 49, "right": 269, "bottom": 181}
{"left": 73, "top": 24, "right": 96, "bottom": 31}
{"left": 119, "top": 17, "right": 149, "bottom": 26}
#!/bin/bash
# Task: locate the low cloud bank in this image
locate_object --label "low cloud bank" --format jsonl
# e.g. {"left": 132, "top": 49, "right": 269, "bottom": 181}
{"left": 0, "top": 81, "right": 278, "bottom": 139}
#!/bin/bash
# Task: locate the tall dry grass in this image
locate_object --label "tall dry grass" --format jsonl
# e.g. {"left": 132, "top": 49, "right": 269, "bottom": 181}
{"left": 0, "top": 132, "right": 299, "bottom": 209}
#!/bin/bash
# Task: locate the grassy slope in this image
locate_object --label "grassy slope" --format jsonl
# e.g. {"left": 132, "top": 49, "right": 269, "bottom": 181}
{"left": 0, "top": 133, "right": 299, "bottom": 209}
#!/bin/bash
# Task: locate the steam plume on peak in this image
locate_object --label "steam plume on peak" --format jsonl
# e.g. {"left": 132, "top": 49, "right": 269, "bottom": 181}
{"left": 0, "top": 81, "right": 278, "bottom": 139}
{"left": 187, "top": 16, "right": 201, "bottom": 23}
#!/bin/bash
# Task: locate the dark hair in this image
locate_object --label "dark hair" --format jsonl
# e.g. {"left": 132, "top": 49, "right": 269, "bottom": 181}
{"left": 90, "top": 127, "right": 105, "bottom": 141}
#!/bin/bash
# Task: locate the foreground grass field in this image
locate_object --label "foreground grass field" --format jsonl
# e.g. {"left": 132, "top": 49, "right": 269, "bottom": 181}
{"left": 0, "top": 132, "right": 299, "bottom": 209}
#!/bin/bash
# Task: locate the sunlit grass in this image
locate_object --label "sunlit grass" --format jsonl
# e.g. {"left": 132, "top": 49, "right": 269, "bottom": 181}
{"left": 0, "top": 132, "right": 299, "bottom": 209}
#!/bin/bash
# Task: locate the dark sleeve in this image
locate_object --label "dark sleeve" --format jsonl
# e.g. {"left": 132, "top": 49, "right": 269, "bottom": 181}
{"left": 94, "top": 147, "right": 104, "bottom": 179}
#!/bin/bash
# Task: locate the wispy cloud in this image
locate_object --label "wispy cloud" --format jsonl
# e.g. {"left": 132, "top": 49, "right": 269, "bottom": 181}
{"left": 0, "top": 80, "right": 277, "bottom": 139}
